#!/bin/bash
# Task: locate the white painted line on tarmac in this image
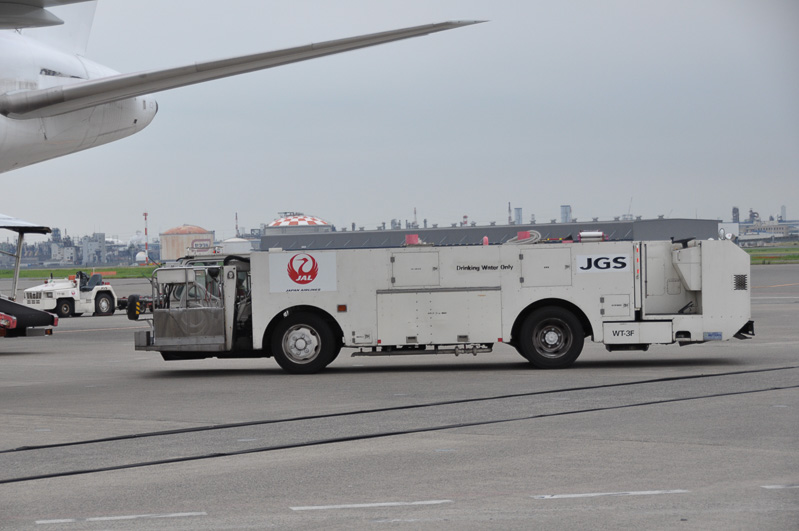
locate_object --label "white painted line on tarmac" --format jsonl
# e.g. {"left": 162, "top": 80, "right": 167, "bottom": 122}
{"left": 86, "top": 515, "right": 149, "bottom": 521}
{"left": 291, "top": 500, "right": 453, "bottom": 511}
{"left": 374, "top": 518, "right": 443, "bottom": 523}
{"left": 36, "top": 512, "right": 207, "bottom": 524}
{"left": 762, "top": 484, "right": 799, "bottom": 489}
{"left": 532, "top": 489, "right": 689, "bottom": 500}
{"left": 152, "top": 512, "right": 208, "bottom": 518}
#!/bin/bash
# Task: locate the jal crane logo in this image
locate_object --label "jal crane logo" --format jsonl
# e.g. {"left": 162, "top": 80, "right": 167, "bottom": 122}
{"left": 287, "top": 253, "right": 319, "bottom": 284}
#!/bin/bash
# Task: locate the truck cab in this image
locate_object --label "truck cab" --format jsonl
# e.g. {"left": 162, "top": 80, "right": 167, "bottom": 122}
{"left": 132, "top": 256, "right": 252, "bottom": 358}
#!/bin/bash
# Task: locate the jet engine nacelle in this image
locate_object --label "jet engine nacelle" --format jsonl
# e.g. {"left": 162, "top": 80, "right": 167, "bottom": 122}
{"left": 0, "top": 32, "right": 157, "bottom": 173}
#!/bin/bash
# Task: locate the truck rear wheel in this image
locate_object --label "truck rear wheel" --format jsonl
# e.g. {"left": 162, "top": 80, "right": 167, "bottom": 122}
{"left": 94, "top": 293, "right": 114, "bottom": 316}
{"left": 519, "top": 307, "right": 584, "bottom": 369}
{"left": 271, "top": 313, "right": 337, "bottom": 374}
{"left": 56, "top": 299, "right": 74, "bottom": 318}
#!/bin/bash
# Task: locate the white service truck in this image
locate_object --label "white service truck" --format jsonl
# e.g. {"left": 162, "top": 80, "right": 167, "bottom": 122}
{"left": 23, "top": 271, "right": 117, "bottom": 317}
{"left": 129, "top": 238, "right": 754, "bottom": 373}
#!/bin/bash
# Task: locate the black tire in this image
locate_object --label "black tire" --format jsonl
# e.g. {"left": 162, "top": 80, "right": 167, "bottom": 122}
{"left": 518, "top": 307, "right": 584, "bottom": 369}
{"left": 270, "top": 313, "right": 338, "bottom": 374}
{"left": 126, "top": 294, "right": 141, "bottom": 321}
{"left": 94, "top": 293, "right": 114, "bottom": 316}
{"left": 56, "top": 299, "right": 74, "bottom": 318}
{"left": 327, "top": 346, "right": 342, "bottom": 366}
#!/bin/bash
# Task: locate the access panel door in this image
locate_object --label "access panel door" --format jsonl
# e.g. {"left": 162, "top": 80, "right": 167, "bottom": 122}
{"left": 521, "top": 248, "right": 572, "bottom": 287}
{"left": 377, "top": 289, "right": 501, "bottom": 345}
{"left": 391, "top": 252, "right": 440, "bottom": 287}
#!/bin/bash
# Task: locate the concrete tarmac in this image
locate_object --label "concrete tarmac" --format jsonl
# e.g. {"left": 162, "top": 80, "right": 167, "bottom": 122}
{"left": 0, "top": 265, "right": 797, "bottom": 529}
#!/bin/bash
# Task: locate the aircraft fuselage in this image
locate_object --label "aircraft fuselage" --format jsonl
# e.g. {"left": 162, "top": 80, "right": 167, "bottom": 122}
{"left": 0, "top": 32, "right": 157, "bottom": 173}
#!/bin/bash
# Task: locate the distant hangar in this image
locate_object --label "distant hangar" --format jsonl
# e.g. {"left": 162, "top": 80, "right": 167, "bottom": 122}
{"left": 259, "top": 218, "right": 720, "bottom": 251}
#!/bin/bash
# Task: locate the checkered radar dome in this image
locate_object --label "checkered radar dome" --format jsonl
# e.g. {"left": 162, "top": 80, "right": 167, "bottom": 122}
{"left": 268, "top": 215, "right": 329, "bottom": 227}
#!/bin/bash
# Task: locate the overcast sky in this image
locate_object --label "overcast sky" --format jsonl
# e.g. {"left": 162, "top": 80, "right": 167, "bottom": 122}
{"left": 5, "top": 0, "right": 799, "bottom": 241}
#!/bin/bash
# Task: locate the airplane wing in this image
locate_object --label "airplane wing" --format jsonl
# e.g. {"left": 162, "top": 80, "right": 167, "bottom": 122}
{"left": 0, "top": 0, "right": 94, "bottom": 29}
{"left": 0, "top": 20, "right": 483, "bottom": 120}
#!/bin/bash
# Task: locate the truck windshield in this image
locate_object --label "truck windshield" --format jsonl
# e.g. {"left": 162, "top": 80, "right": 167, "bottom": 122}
{"left": 159, "top": 268, "right": 223, "bottom": 309}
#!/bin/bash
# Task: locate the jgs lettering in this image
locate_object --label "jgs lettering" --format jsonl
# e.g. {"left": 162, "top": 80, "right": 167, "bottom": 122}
{"left": 577, "top": 254, "right": 630, "bottom": 273}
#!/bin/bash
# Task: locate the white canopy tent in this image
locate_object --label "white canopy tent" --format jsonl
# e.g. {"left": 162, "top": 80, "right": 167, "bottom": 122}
{"left": 0, "top": 213, "right": 51, "bottom": 301}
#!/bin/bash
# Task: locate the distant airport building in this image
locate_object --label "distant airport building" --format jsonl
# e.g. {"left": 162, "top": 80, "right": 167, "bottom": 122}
{"left": 560, "top": 205, "right": 572, "bottom": 224}
{"left": 260, "top": 218, "right": 720, "bottom": 251}
{"left": 221, "top": 237, "right": 255, "bottom": 254}
{"left": 160, "top": 224, "right": 215, "bottom": 261}
{"left": 80, "top": 233, "right": 107, "bottom": 265}
{"left": 739, "top": 221, "right": 791, "bottom": 242}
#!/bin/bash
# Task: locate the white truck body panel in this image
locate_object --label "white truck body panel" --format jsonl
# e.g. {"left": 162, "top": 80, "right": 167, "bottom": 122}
{"left": 250, "top": 239, "right": 749, "bottom": 350}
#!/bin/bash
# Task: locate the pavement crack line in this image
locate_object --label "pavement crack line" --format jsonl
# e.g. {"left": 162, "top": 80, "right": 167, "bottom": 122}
{"left": 1, "top": 383, "right": 797, "bottom": 485}
{"left": 2, "top": 365, "right": 796, "bottom": 456}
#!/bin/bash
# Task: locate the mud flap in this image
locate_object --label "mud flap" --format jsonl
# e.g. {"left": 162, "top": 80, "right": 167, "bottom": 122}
{"left": 734, "top": 320, "right": 755, "bottom": 340}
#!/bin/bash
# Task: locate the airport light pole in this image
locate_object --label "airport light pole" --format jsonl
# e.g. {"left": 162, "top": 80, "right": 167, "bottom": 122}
{"left": 143, "top": 212, "right": 149, "bottom": 265}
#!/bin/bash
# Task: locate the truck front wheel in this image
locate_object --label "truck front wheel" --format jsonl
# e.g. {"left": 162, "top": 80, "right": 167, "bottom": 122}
{"left": 56, "top": 299, "right": 74, "bottom": 318}
{"left": 271, "top": 313, "right": 338, "bottom": 374}
{"left": 519, "top": 307, "right": 584, "bottom": 369}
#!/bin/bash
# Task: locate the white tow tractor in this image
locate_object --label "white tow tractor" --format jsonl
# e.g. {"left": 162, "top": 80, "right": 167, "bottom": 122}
{"left": 23, "top": 271, "right": 117, "bottom": 317}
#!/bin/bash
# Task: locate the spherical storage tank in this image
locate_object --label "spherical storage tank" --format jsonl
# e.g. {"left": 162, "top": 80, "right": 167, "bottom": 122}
{"left": 263, "top": 212, "right": 332, "bottom": 235}
{"left": 160, "top": 224, "right": 215, "bottom": 261}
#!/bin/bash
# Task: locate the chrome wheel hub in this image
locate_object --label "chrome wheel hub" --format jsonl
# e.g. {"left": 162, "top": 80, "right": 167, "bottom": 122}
{"left": 543, "top": 329, "right": 561, "bottom": 346}
{"left": 282, "top": 325, "right": 320, "bottom": 364}
{"left": 533, "top": 319, "right": 572, "bottom": 359}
